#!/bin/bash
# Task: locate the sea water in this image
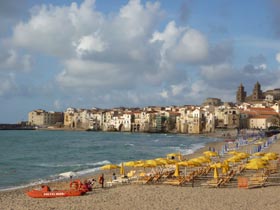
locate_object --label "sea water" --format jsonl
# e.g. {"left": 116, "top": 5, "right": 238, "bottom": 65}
{"left": 0, "top": 130, "right": 219, "bottom": 190}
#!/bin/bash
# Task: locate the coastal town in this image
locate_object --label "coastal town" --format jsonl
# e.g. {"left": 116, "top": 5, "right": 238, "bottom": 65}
{"left": 26, "top": 82, "right": 280, "bottom": 134}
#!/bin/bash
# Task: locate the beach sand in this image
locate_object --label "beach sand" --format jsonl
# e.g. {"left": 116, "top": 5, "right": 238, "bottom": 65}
{"left": 1, "top": 133, "right": 280, "bottom": 210}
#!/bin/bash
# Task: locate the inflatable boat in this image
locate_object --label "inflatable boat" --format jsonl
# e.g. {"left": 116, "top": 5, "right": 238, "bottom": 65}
{"left": 26, "top": 180, "right": 87, "bottom": 198}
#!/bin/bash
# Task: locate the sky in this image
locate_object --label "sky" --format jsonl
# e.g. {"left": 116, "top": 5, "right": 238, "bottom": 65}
{"left": 1, "top": 0, "right": 280, "bottom": 123}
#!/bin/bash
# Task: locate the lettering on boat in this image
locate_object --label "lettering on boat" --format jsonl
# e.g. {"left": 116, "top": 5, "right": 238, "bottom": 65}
{"left": 43, "top": 192, "right": 65, "bottom": 196}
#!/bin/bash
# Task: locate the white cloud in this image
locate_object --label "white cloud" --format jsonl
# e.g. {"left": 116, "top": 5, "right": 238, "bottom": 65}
{"left": 74, "top": 33, "right": 107, "bottom": 57}
{"left": 150, "top": 21, "right": 209, "bottom": 66}
{"left": 7, "top": 0, "right": 245, "bottom": 107}
{"left": 171, "top": 28, "right": 209, "bottom": 63}
{"left": 12, "top": 0, "right": 104, "bottom": 57}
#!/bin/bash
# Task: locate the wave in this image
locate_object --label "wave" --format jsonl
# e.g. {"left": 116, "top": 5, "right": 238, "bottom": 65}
{"left": 34, "top": 160, "right": 110, "bottom": 169}
{"left": 124, "top": 143, "right": 135, "bottom": 147}
{"left": 0, "top": 160, "right": 111, "bottom": 192}
{"left": 184, "top": 143, "right": 205, "bottom": 155}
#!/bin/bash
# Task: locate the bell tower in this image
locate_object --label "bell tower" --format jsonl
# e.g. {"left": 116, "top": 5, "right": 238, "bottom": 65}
{"left": 252, "top": 81, "right": 262, "bottom": 100}
{"left": 236, "top": 83, "right": 246, "bottom": 103}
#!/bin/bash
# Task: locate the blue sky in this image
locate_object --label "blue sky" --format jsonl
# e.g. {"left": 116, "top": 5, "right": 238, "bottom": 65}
{"left": 1, "top": 0, "right": 280, "bottom": 123}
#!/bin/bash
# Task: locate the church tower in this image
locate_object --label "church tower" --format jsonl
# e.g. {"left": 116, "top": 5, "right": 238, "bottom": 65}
{"left": 236, "top": 83, "right": 246, "bottom": 103}
{"left": 252, "top": 81, "right": 263, "bottom": 100}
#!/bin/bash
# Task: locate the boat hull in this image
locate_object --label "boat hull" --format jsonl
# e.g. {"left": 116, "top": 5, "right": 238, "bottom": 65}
{"left": 27, "top": 189, "right": 85, "bottom": 198}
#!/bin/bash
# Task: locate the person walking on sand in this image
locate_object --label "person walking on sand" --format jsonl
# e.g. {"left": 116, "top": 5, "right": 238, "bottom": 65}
{"left": 98, "top": 174, "right": 104, "bottom": 188}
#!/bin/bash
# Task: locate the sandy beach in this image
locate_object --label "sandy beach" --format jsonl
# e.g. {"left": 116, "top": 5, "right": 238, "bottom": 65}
{"left": 1, "top": 132, "right": 280, "bottom": 210}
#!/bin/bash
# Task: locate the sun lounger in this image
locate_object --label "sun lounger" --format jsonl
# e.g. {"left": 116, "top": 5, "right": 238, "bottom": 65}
{"left": 162, "top": 177, "right": 186, "bottom": 186}
{"left": 152, "top": 173, "right": 163, "bottom": 183}
{"left": 238, "top": 173, "right": 268, "bottom": 189}
{"left": 131, "top": 176, "right": 154, "bottom": 184}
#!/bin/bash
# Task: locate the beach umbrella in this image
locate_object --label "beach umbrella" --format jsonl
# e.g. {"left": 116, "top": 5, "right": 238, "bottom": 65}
{"left": 252, "top": 152, "right": 265, "bottom": 156}
{"left": 162, "top": 159, "right": 178, "bottom": 165}
{"left": 166, "top": 152, "right": 182, "bottom": 160}
{"left": 154, "top": 158, "right": 168, "bottom": 166}
{"left": 120, "top": 162, "right": 125, "bottom": 176}
{"left": 197, "top": 156, "right": 211, "bottom": 163}
{"left": 186, "top": 159, "right": 202, "bottom": 167}
{"left": 213, "top": 167, "right": 219, "bottom": 179}
{"left": 178, "top": 161, "right": 189, "bottom": 167}
{"left": 210, "top": 163, "right": 221, "bottom": 179}
{"left": 264, "top": 152, "right": 279, "bottom": 160}
{"left": 203, "top": 151, "right": 218, "bottom": 157}
{"left": 261, "top": 155, "right": 277, "bottom": 161}
{"left": 236, "top": 152, "right": 250, "bottom": 159}
{"left": 249, "top": 158, "right": 268, "bottom": 165}
{"left": 124, "top": 161, "right": 137, "bottom": 167}
{"left": 101, "top": 164, "right": 120, "bottom": 170}
{"left": 226, "top": 156, "right": 241, "bottom": 163}
{"left": 245, "top": 161, "right": 266, "bottom": 170}
{"left": 174, "top": 163, "right": 180, "bottom": 177}
{"left": 222, "top": 161, "right": 230, "bottom": 175}
{"left": 145, "top": 160, "right": 159, "bottom": 167}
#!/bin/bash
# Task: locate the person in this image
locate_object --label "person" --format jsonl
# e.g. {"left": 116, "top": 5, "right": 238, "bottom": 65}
{"left": 98, "top": 174, "right": 105, "bottom": 188}
{"left": 112, "top": 173, "right": 117, "bottom": 181}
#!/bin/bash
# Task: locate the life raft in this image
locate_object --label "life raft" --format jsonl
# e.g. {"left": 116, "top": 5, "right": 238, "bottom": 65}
{"left": 26, "top": 181, "right": 86, "bottom": 198}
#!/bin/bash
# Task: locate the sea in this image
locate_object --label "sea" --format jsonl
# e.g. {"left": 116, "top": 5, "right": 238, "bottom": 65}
{"left": 0, "top": 130, "right": 220, "bottom": 191}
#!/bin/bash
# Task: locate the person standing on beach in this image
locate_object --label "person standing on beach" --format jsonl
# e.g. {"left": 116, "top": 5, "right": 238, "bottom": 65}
{"left": 98, "top": 174, "right": 105, "bottom": 188}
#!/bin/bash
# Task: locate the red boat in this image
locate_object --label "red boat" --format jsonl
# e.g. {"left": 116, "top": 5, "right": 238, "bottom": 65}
{"left": 26, "top": 180, "right": 87, "bottom": 198}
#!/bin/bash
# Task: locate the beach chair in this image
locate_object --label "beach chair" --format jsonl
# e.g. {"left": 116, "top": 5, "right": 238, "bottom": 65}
{"left": 162, "top": 176, "right": 186, "bottom": 186}
{"left": 247, "top": 177, "right": 268, "bottom": 188}
{"left": 152, "top": 173, "right": 163, "bottom": 183}
{"left": 201, "top": 178, "right": 223, "bottom": 188}
{"left": 131, "top": 175, "right": 154, "bottom": 184}
{"left": 218, "top": 170, "right": 236, "bottom": 187}
{"left": 267, "top": 162, "right": 279, "bottom": 174}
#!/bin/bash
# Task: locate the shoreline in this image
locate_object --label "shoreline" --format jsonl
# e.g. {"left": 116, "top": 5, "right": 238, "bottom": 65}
{"left": 1, "top": 132, "right": 280, "bottom": 210}
{"left": 0, "top": 131, "right": 228, "bottom": 192}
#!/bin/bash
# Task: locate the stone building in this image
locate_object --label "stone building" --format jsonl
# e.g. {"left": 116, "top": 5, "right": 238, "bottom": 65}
{"left": 236, "top": 82, "right": 280, "bottom": 104}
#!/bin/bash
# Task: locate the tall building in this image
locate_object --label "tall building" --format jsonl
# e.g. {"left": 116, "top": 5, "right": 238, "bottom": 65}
{"left": 252, "top": 81, "right": 262, "bottom": 101}
{"left": 236, "top": 81, "right": 268, "bottom": 103}
{"left": 236, "top": 83, "right": 246, "bottom": 103}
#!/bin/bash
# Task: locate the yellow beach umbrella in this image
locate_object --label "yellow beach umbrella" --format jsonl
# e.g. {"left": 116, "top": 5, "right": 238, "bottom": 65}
{"left": 264, "top": 152, "right": 279, "bottom": 160}
{"left": 236, "top": 152, "right": 250, "bottom": 159}
{"left": 226, "top": 156, "right": 241, "bottom": 163}
{"left": 213, "top": 167, "right": 219, "bottom": 179}
{"left": 101, "top": 164, "right": 120, "bottom": 170}
{"left": 197, "top": 156, "right": 211, "bottom": 163}
{"left": 249, "top": 158, "right": 268, "bottom": 165}
{"left": 228, "top": 151, "right": 239, "bottom": 155}
{"left": 245, "top": 161, "right": 266, "bottom": 170}
{"left": 124, "top": 161, "right": 137, "bottom": 167}
{"left": 120, "top": 162, "right": 125, "bottom": 176}
{"left": 203, "top": 151, "right": 218, "bottom": 157}
{"left": 210, "top": 162, "right": 222, "bottom": 179}
{"left": 167, "top": 152, "right": 182, "bottom": 160}
{"left": 174, "top": 163, "right": 180, "bottom": 177}
{"left": 261, "top": 156, "right": 276, "bottom": 161}
{"left": 222, "top": 161, "right": 230, "bottom": 174}
{"left": 165, "top": 159, "right": 178, "bottom": 165}
{"left": 186, "top": 159, "right": 202, "bottom": 167}
{"left": 252, "top": 152, "right": 265, "bottom": 156}
{"left": 178, "top": 161, "right": 189, "bottom": 167}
